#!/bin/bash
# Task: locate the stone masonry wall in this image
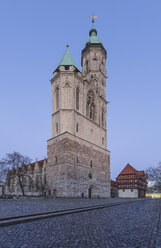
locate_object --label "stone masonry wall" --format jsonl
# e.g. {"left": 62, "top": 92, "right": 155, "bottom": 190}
{"left": 47, "top": 132, "right": 110, "bottom": 198}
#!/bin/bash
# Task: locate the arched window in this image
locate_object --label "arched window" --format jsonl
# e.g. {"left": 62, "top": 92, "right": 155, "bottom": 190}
{"left": 86, "top": 90, "right": 95, "bottom": 121}
{"left": 102, "top": 107, "right": 104, "bottom": 127}
{"left": 55, "top": 87, "right": 59, "bottom": 110}
{"left": 76, "top": 87, "right": 79, "bottom": 110}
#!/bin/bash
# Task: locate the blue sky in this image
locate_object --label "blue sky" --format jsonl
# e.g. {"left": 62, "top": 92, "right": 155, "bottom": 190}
{"left": 0, "top": 0, "right": 161, "bottom": 179}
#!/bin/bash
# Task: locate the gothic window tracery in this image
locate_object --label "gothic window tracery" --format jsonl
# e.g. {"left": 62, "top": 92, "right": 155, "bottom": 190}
{"left": 76, "top": 87, "right": 79, "bottom": 110}
{"left": 86, "top": 90, "right": 96, "bottom": 121}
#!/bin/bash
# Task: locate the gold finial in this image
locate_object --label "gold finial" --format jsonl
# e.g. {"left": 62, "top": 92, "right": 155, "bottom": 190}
{"left": 66, "top": 45, "right": 69, "bottom": 48}
{"left": 89, "top": 15, "right": 98, "bottom": 24}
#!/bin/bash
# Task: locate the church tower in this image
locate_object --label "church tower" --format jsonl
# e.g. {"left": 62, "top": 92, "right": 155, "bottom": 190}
{"left": 47, "top": 24, "right": 110, "bottom": 198}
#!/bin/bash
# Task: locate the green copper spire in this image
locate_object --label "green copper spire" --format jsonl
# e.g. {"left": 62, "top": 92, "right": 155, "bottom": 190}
{"left": 58, "top": 46, "right": 78, "bottom": 69}
{"left": 85, "top": 28, "right": 102, "bottom": 47}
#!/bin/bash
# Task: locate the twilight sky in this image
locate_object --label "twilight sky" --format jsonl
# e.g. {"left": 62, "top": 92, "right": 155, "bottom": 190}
{"left": 0, "top": 0, "right": 161, "bottom": 179}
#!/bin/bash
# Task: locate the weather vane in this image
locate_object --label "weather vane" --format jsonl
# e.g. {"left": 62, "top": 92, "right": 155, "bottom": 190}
{"left": 89, "top": 15, "right": 98, "bottom": 25}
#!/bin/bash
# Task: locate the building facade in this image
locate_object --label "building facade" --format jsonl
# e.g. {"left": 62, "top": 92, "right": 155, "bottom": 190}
{"left": 5, "top": 25, "right": 111, "bottom": 198}
{"left": 5, "top": 159, "right": 47, "bottom": 196}
{"left": 0, "top": 185, "right": 3, "bottom": 196}
{"left": 111, "top": 180, "right": 118, "bottom": 197}
{"left": 116, "top": 164, "right": 147, "bottom": 198}
{"left": 47, "top": 26, "right": 110, "bottom": 198}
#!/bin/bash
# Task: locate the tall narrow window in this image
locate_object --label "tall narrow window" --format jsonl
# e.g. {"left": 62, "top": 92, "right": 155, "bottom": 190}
{"left": 85, "top": 61, "right": 88, "bottom": 73}
{"left": 86, "top": 103, "right": 89, "bottom": 117}
{"left": 86, "top": 90, "right": 95, "bottom": 121}
{"left": 56, "top": 87, "right": 59, "bottom": 110}
{"left": 77, "top": 157, "right": 79, "bottom": 163}
{"left": 90, "top": 160, "right": 93, "bottom": 168}
{"left": 102, "top": 107, "right": 104, "bottom": 127}
{"left": 56, "top": 123, "right": 58, "bottom": 133}
{"left": 55, "top": 156, "right": 58, "bottom": 163}
{"left": 76, "top": 123, "right": 78, "bottom": 132}
{"left": 90, "top": 104, "right": 95, "bottom": 120}
{"left": 76, "top": 87, "right": 79, "bottom": 110}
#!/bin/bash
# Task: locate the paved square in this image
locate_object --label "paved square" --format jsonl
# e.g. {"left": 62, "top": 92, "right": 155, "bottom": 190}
{"left": 0, "top": 198, "right": 160, "bottom": 248}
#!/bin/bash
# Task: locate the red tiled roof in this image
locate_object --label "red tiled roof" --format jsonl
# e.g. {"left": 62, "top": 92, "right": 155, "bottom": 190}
{"left": 111, "top": 180, "right": 118, "bottom": 187}
{"left": 38, "top": 159, "right": 45, "bottom": 168}
{"left": 137, "top": 170, "right": 144, "bottom": 175}
{"left": 119, "top": 164, "right": 138, "bottom": 175}
{"left": 116, "top": 163, "right": 147, "bottom": 180}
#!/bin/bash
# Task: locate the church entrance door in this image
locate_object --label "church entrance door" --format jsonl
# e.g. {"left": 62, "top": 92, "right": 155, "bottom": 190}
{"left": 88, "top": 187, "right": 92, "bottom": 198}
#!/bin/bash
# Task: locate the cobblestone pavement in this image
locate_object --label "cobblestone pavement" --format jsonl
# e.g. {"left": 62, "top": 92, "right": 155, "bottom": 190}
{"left": 0, "top": 198, "right": 132, "bottom": 218}
{"left": 0, "top": 199, "right": 161, "bottom": 248}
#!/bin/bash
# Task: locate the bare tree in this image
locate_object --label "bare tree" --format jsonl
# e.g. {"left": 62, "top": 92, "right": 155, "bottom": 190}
{"left": 0, "top": 152, "right": 31, "bottom": 196}
{"left": 146, "top": 162, "right": 161, "bottom": 192}
{"left": 0, "top": 163, "right": 8, "bottom": 184}
{"left": 35, "top": 174, "right": 45, "bottom": 196}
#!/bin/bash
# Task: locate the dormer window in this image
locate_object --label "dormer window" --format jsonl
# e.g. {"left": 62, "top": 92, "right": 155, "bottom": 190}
{"left": 65, "top": 66, "right": 69, "bottom": 70}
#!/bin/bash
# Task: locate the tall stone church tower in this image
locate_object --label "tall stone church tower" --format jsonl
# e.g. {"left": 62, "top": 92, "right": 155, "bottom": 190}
{"left": 47, "top": 25, "right": 110, "bottom": 198}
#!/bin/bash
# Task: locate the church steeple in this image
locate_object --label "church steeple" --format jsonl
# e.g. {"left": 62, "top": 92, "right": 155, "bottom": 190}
{"left": 85, "top": 27, "right": 102, "bottom": 47}
{"left": 81, "top": 26, "right": 107, "bottom": 78}
{"left": 58, "top": 46, "right": 78, "bottom": 69}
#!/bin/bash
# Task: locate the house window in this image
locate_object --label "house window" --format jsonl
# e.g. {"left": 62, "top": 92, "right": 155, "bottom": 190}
{"left": 77, "top": 157, "right": 79, "bottom": 163}
{"left": 56, "top": 87, "right": 59, "bottom": 109}
{"left": 102, "top": 137, "right": 104, "bottom": 145}
{"left": 76, "top": 123, "right": 78, "bottom": 132}
{"left": 76, "top": 87, "right": 79, "bottom": 110}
